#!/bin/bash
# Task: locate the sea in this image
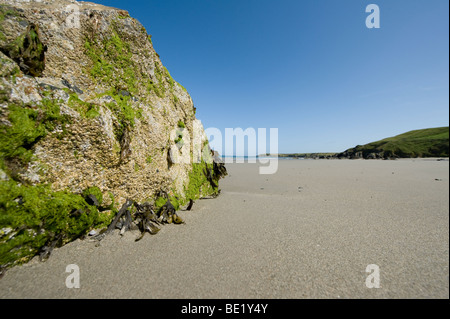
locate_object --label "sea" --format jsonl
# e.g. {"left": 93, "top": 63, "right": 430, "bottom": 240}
{"left": 220, "top": 156, "right": 307, "bottom": 162}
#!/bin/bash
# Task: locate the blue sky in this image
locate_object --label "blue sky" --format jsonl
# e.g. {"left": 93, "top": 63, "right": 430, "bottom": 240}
{"left": 92, "top": 0, "right": 449, "bottom": 154}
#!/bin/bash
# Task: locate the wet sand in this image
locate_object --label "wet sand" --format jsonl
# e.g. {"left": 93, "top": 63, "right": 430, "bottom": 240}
{"left": 0, "top": 159, "right": 448, "bottom": 298}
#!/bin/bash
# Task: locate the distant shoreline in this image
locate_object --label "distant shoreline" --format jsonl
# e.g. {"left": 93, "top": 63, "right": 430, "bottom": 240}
{"left": 223, "top": 154, "right": 449, "bottom": 160}
{"left": 258, "top": 154, "right": 450, "bottom": 159}
{"left": 259, "top": 153, "right": 337, "bottom": 159}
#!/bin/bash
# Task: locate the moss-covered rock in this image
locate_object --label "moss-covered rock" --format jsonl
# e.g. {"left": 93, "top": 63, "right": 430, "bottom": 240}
{"left": 0, "top": 99, "right": 70, "bottom": 177}
{"left": 0, "top": 0, "right": 227, "bottom": 271}
{"left": 0, "top": 179, "right": 113, "bottom": 268}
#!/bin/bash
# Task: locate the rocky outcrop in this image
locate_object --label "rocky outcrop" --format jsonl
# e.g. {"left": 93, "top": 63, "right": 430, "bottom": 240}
{"left": 0, "top": 1, "right": 226, "bottom": 271}
{"left": 334, "top": 148, "right": 396, "bottom": 160}
{"left": 334, "top": 148, "right": 399, "bottom": 160}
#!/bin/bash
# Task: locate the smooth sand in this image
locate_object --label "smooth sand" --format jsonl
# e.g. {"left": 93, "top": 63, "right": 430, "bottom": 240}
{"left": 0, "top": 159, "right": 448, "bottom": 298}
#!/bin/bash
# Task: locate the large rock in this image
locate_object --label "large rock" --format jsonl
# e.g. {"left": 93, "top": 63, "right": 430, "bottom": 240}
{"left": 0, "top": 0, "right": 219, "bottom": 203}
{"left": 0, "top": 0, "right": 226, "bottom": 270}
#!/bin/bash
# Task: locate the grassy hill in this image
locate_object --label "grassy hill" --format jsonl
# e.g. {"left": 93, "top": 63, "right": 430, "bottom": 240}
{"left": 338, "top": 127, "right": 449, "bottom": 159}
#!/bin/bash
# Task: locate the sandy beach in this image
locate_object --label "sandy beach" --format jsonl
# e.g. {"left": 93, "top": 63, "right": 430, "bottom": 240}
{"left": 0, "top": 159, "right": 448, "bottom": 299}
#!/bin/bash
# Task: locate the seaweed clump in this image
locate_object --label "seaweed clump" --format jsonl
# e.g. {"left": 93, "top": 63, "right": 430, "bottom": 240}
{"left": 0, "top": 23, "right": 47, "bottom": 76}
{"left": 92, "top": 191, "right": 185, "bottom": 243}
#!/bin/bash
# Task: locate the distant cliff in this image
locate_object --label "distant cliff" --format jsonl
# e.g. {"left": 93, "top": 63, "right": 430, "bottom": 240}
{"left": 335, "top": 127, "right": 449, "bottom": 159}
{"left": 264, "top": 127, "right": 449, "bottom": 160}
{"left": 0, "top": 0, "right": 226, "bottom": 272}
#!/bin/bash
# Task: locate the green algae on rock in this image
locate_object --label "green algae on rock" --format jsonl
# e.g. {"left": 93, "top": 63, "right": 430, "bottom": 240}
{"left": 0, "top": 180, "right": 112, "bottom": 267}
